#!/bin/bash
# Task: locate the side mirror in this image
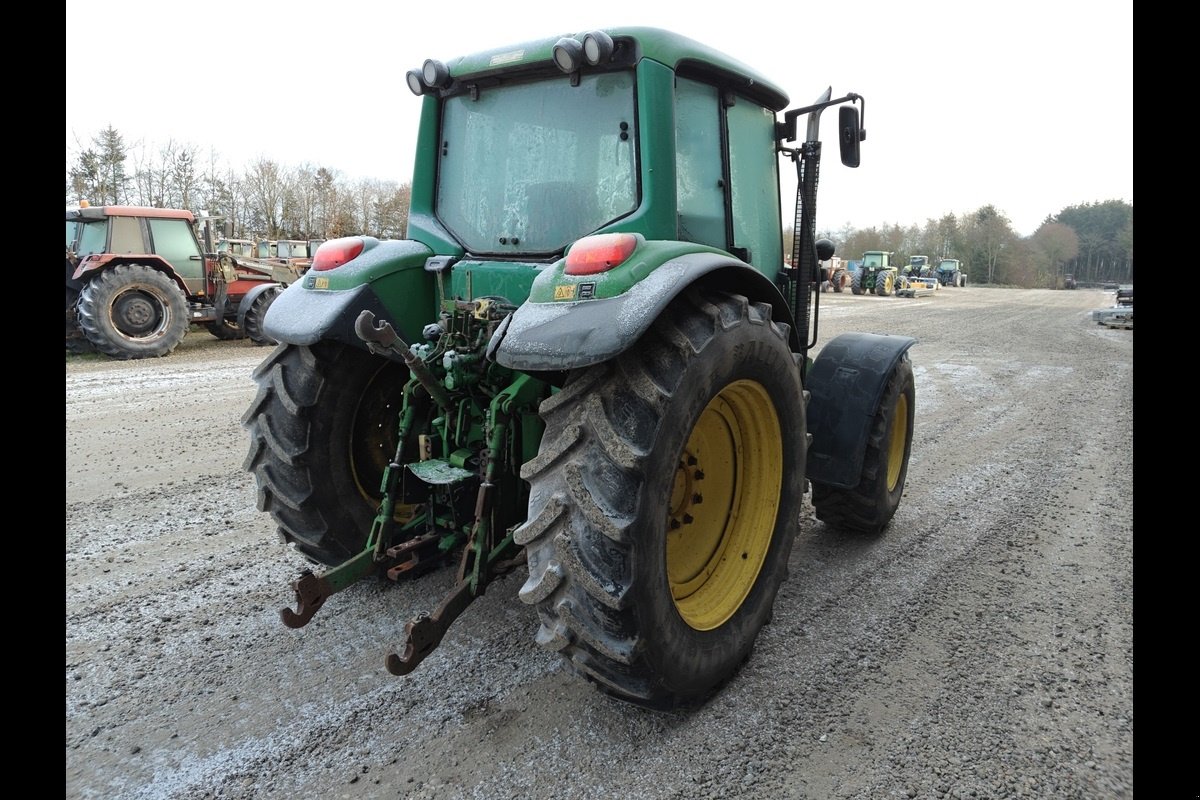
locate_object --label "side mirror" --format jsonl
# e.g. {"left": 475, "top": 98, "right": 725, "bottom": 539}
{"left": 839, "top": 105, "right": 864, "bottom": 168}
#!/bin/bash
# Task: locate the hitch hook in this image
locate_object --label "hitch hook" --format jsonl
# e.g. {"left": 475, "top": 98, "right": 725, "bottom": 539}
{"left": 279, "top": 570, "right": 334, "bottom": 629}
{"left": 385, "top": 580, "right": 476, "bottom": 675}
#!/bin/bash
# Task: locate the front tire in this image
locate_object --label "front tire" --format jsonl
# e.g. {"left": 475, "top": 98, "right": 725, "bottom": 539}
{"left": 76, "top": 263, "right": 190, "bottom": 359}
{"left": 207, "top": 316, "right": 246, "bottom": 340}
{"left": 851, "top": 271, "right": 864, "bottom": 295}
{"left": 242, "top": 341, "right": 409, "bottom": 565}
{"left": 517, "top": 288, "right": 806, "bottom": 708}
{"left": 810, "top": 353, "right": 915, "bottom": 534}
{"left": 875, "top": 271, "right": 894, "bottom": 296}
{"left": 831, "top": 268, "right": 847, "bottom": 293}
{"left": 243, "top": 286, "right": 283, "bottom": 346}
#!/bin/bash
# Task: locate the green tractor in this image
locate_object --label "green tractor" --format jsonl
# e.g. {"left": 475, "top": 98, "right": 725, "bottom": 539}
{"left": 935, "top": 257, "right": 966, "bottom": 287}
{"left": 243, "top": 27, "right": 916, "bottom": 709}
{"left": 903, "top": 255, "right": 933, "bottom": 279}
{"left": 851, "top": 249, "right": 898, "bottom": 295}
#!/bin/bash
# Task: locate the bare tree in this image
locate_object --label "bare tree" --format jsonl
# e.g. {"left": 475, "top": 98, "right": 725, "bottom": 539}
{"left": 314, "top": 167, "right": 338, "bottom": 238}
{"left": 932, "top": 213, "right": 960, "bottom": 259}
{"left": 288, "top": 164, "right": 322, "bottom": 239}
{"left": 68, "top": 126, "right": 131, "bottom": 205}
{"left": 164, "top": 141, "right": 201, "bottom": 211}
{"left": 374, "top": 182, "right": 413, "bottom": 239}
{"left": 964, "top": 205, "right": 1016, "bottom": 284}
{"left": 351, "top": 179, "right": 385, "bottom": 237}
{"left": 244, "top": 159, "right": 284, "bottom": 237}
{"left": 1031, "top": 222, "right": 1080, "bottom": 288}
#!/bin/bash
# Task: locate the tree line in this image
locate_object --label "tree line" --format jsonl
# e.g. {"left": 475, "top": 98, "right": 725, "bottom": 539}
{"left": 793, "top": 200, "right": 1133, "bottom": 288}
{"left": 67, "top": 126, "right": 1132, "bottom": 287}
{"left": 66, "top": 126, "right": 410, "bottom": 242}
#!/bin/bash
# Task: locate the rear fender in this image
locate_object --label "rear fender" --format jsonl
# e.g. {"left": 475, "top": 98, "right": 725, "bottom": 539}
{"left": 235, "top": 282, "right": 281, "bottom": 326}
{"left": 492, "top": 249, "right": 797, "bottom": 372}
{"left": 262, "top": 238, "right": 438, "bottom": 350}
{"left": 73, "top": 254, "right": 189, "bottom": 295}
{"left": 805, "top": 332, "right": 918, "bottom": 488}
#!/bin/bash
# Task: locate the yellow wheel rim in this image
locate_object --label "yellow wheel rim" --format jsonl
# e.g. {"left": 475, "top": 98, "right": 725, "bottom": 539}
{"left": 666, "top": 380, "right": 783, "bottom": 631}
{"left": 885, "top": 392, "right": 909, "bottom": 491}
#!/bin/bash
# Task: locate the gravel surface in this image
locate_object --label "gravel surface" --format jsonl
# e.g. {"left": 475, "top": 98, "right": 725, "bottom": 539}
{"left": 66, "top": 286, "right": 1133, "bottom": 800}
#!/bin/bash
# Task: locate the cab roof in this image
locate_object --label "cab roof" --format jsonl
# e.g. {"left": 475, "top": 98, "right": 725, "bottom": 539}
{"left": 66, "top": 206, "right": 195, "bottom": 222}
{"left": 444, "top": 26, "right": 790, "bottom": 111}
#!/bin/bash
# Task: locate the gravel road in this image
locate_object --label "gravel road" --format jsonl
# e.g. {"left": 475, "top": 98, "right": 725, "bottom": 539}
{"left": 66, "top": 286, "right": 1133, "bottom": 800}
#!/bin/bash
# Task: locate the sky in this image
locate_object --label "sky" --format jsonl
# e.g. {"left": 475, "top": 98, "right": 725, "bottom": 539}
{"left": 65, "top": 0, "right": 1132, "bottom": 238}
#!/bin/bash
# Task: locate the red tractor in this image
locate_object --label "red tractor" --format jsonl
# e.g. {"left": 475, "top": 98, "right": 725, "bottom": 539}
{"left": 819, "top": 256, "right": 851, "bottom": 292}
{"left": 66, "top": 204, "right": 288, "bottom": 358}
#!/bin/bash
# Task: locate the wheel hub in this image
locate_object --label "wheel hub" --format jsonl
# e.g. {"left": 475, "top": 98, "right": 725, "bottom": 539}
{"left": 666, "top": 380, "right": 783, "bottom": 631}
{"left": 112, "top": 291, "right": 162, "bottom": 337}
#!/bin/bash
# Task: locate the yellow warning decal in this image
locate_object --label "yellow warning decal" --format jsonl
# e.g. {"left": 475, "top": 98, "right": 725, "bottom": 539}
{"left": 314, "top": 277, "right": 329, "bottom": 289}
{"left": 554, "top": 284, "right": 576, "bottom": 301}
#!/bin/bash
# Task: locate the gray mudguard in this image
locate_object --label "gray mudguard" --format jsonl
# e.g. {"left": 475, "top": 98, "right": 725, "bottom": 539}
{"left": 235, "top": 282, "right": 279, "bottom": 325}
{"left": 260, "top": 238, "right": 435, "bottom": 350}
{"left": 805, "top": 332, "right": 918, "bottom": 489}
{"left": 492, "top": 253, "right": 794, "bottom": 372}
{"left": 262, "top": 281, "right": 393, "bottom": 349}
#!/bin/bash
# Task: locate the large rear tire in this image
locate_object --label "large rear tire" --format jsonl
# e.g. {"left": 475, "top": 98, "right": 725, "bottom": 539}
{"left": 851, "top": 271, "right": 864, "bottom": 295}
{"left": 242, "top": 341, "right": 409, "bottom": 565}
{"left": 517, "top": 288, "right": 806, "bottom": 708}
{"left": 65, "top": 286, "right": 95, "bottom": 354}
{"left": 76, "top": 263, "right": 189, "bottom": 359}
{"left": 810, "top": 353, "right": 915, "bottom": 534}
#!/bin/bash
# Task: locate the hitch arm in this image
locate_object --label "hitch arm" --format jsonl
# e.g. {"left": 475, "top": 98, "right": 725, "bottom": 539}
{"left": 279, "top": 548, "right": 379, "bottom": 628}
{"left": 355, "top": 310, "right": 453, "bottom": 410}
{"left": 385, "top": 580, "right": 475, "bottom": 675}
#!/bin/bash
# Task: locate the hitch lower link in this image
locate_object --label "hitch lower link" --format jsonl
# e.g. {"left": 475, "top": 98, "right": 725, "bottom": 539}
{"left": 278, "top": 309, "right": 521, "bottom": 677}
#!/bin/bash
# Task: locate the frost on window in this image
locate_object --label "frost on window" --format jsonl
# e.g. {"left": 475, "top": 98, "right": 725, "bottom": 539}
{"left": 437, "top": 71, "right": 637, "bottom": 254}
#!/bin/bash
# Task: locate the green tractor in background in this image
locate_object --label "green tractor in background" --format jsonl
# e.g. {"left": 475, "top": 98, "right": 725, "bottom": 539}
{"left": 936, "top": 257, "right": 966, "bottom": 287}
{"left": 903, "top": 255, "right": 933, "bottom": 279}
{"left": 243, "top": 27, "right": 916, "bottom": 709}
{"left": 851, "top": 249, "right": 898, "bottom": 295}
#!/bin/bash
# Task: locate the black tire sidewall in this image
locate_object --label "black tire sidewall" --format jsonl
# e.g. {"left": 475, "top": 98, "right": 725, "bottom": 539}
{"left": 299, "top": 343, "right": 408, "bottom": 558}
{"left": 79, "top": 264, "right": 189, "bottom": 358}
{"left": 245, "top": 288, "right": 280, "bottom": 345}
{"left": 245, "top": 342, "right": 410, "bottom": 564}
{"left": 626, "top": 314, "right": 805, "bottom": 700}
{"left": 867, "top": 356, "right": 916, "bottom": 520}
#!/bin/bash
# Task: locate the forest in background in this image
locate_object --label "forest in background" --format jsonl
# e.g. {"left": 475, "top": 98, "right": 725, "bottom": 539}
{"left": 67, "top": 126, "right": 1132, "bottom": 288}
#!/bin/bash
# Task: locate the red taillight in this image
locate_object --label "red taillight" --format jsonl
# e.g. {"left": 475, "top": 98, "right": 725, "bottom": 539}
{"left": 312, "top": 237, "right": 365, "bottom": 271}
{"left": 564, "top": 233, "right": 638, "bottom": 275}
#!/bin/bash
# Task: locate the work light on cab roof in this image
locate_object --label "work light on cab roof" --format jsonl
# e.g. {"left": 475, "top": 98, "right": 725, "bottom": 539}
{"left": 405, "top": 29, "right": 618, "bottom": 95}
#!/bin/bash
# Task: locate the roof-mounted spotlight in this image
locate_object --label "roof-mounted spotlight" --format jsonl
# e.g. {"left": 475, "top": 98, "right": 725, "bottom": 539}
{"left": 552, "top": 37, "right": 584, "bottom": 73}
{"left": 421, "top": 59, "right": 452, "bottom": 90}
{"left": 581, "top": 31, "right": 614, "bottom": 65}
{"left": 406, "top": 69, "right": 427, "bottom": 96}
